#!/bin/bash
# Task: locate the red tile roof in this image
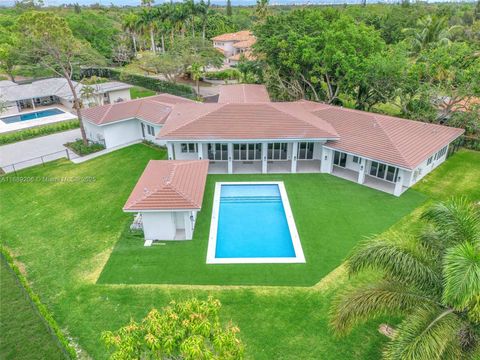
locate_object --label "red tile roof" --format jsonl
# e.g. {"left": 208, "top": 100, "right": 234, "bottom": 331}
{"left": 310, "top": 104, "right": 464, "bottom": 169}
{"left": 158, "top": 102, "right": 339, "bottom": 141}
{"left": 123, "top": 160, "right": 209, "bottom": 211}
{"left": 212, "top": 30, "right": 254, "bottom": 42}
{"left": 232, "top": 38, "right": 256, "bottom": 48}
{"left": 82, "top": 94, "right": 194, "bottom": 125}
{"left": 218, "top": 84, "right": 270, "bottom": 103}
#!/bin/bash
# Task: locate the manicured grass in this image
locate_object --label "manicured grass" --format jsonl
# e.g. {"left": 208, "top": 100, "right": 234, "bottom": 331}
{"left": 99, "top": 173, "right": 425, "bottom": 286}
{"left": 0, "top": 144, "right": 477, "bottom": 359}
{"left": 130, "top": 86, "right": 156, "bottom": 99}
{"left": 0, "top": 258, "right": 64, "bottom": 360}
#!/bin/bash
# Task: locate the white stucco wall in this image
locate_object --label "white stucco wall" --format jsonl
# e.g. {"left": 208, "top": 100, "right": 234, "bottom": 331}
{"left": 409, "top": 145, "right": 449, "bottom": 186}
{"left": 142, "top": 212, "right": 176, "bottom": 240}
{"left": 102, "top": 119, "right": 142, "bottom": 148}
{"left": 84, "top": 121, "right": 105, "bottom": 143}
{"left": 172, "top": 142, "right": 199, "bottom": 160}
{"left": 213, "top": 41, "right": 236, "bottom": 57}
{"left": 108, "top": 89, "right": 131, "bottom": 103}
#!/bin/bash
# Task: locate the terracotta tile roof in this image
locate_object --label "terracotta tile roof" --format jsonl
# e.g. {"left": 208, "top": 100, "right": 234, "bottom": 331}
{"left": 212, "top": 30, "right": 254, "bottom": 42}
{"left": 123, "top": 160, "right": 209, "bottom": 211}
{"left": 232, "top": 38, "right": 256, "bottom": 48}
{"left": 310, "top": 104, "right": 464, "bottom": 169}
{"left": 82, "top": 94, "right": 194, "bottom": 126}
{"left": 158, "top": 102, "right": 339, "bottom": 141}
{"left": 218, "top": 84, "right": 270, "bottom": 103}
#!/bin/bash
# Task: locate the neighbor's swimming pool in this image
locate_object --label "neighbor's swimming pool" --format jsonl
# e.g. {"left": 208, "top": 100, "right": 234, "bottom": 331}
{"left": 207, "top": 182, "right": 305, "bottom": 264}
{"left": 0, "top": 108, "right": 65, "bottom": 124}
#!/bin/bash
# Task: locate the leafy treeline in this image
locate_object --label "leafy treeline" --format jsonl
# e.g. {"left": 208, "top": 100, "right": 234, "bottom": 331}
{"left": 254, "top": 3, "right": 480, "bottom": 136}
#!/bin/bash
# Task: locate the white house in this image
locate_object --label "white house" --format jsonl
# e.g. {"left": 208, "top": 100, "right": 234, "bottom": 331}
{"left": 123, "top": 160, "right": 209, "bottom": 243}
{"left": 81, "top": 93, "right": 195, "bottom": 148}
{"left": 212, "top": 31, "right": 256, "bottom": 66}
{"left": 0, "top": 78, "right": 133, "bottom": 116}
{"left": 85, "top": 84, "right": 463, "bottom": 197}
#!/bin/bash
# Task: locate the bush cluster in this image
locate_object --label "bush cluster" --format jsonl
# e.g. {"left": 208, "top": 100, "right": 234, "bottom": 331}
{"left": 65, "top": 139, "right": 105, "bottom": 156}
{"left": 203, "top": 69, "right": 241, "bottom": 80}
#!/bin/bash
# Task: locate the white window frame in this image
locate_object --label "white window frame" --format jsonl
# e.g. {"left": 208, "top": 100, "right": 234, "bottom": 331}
{"left": 181, "top": 143, "right": 198, "bottom": 153}
{"left": 369, "top": 161, "right": 399, "bottom": 183}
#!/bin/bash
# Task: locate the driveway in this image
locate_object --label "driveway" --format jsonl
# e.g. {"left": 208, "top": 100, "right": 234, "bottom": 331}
{"left": 0, "top": 129, "right": 81, "bottom": 172}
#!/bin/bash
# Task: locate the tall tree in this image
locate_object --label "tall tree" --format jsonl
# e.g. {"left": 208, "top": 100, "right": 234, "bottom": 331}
{"left": 330, "top": 198, "right": 480, "bottom": 360}
{"left": 198, "top": 0, "right": 211, "bottom": 40}
{"left": 140, "top": 7, "right": 158, "bottom": 53}
{"left": 255, "top": 0, "right": 269, "bottom": 22}
{"left": 122, "top": 12, "right": 140, "bottom": 56}
{"left": 102, "top": 297, "right": 244, "bottom": 359}
{"left": 17, "top": 11, "right": 103, "bottom": 145}
{"left": 226, "top": 0, "right": 232, "bottom": 17}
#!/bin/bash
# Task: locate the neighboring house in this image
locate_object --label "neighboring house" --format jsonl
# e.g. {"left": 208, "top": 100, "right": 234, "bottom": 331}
{"left": 212, "top": 31, "right": 256, "bottom": 66}
{"left": 86, "top": 84, "right": 463, "bottom": 197}
{"left": 123, "top": 160, "right": 209, "bottom": 242}
{"left": 81, "top": 93, "right": 195, "bottom": 148}
{"left": 0, "top": 78, "right": 133, "bottom": 116}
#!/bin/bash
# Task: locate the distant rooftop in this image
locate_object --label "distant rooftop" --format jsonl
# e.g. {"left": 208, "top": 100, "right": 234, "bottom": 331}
{"left": 212, "top": 30, "right": 254, "bottom": 42}
{"left": 217, "top": 84, "right": 270, "bottom": 104}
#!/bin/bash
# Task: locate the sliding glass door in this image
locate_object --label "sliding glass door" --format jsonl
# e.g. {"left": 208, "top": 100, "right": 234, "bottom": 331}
{"left": 233, "top": 143, "right": 262, "bottom": 160}
{"left": 297, "top": 142, "right": 314, "bottom": 160}
{"left": 267, "top": 143, "right": 288, "bottom": 160}
{"left": 333, "top": 151, "right": 347, "bottom": 167}
{"left": 369, "top": 161, "right": 399, "bottom": 182}
{"left": 208, "top": 143, "right": 228, "bottom": 161}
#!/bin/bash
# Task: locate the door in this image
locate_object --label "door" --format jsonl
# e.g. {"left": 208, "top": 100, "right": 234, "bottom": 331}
{"left": 141, "top": 123, "right": 146, "bottom": 138}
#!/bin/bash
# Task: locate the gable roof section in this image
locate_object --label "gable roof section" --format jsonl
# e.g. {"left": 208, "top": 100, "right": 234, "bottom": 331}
{"left": 123, "top": 160, "right": 209, "bottom": 211}
{"left": 82, "top": 94, "right": 195, "bottom": 126}
{"left": 218, "top": 84, "right": 270, "bottom": 103}
{"left": 312, "top": 105, "right": 464, "bottom": 169}
{"left": 158, "top": 102, "right": 339, "bottom": 140}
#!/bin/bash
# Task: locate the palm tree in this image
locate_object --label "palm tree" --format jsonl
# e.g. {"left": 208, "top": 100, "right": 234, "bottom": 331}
{"left": 197, "top": 0, "right": 211, "bottom": 40}
{"left": 122, "top": 12, "right": 140, "bottom": 56}
{"left": 139, "top": 7, "right": 157, "bottom": 53}
{"left": 184, "top": 0, "right": 198, "bottom": 38}
{"left": 330, "top": 198, "right": 480, "bottom": 360}
{"left": 255, "top": 0, "right": 269, "bottom": 22}
{"left": 190, "top": 62, "right": 202, "bottom": 95}
{"left": 402, "top": 16, "right": 463, "bottom": 54}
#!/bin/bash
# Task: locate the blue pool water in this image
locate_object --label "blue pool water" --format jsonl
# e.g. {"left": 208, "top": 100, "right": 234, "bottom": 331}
{"left": 1, "top": 108, "right": 64, "bottom": 124}
{"left": 215, "top": 184, "right": 296, "bottom": 258}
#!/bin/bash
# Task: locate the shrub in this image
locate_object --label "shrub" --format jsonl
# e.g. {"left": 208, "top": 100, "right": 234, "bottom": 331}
{"left": 0, "top": 120, "right": 80, "bottom": 145}
{"left": 204, "top": 69, "right": 240, "bottom": 80}
{"left": 65, "top": 139, "right": 105, "bottom": 156}
{"left": 0, "top": 246, "right": 77, "bottom": 359}
{"left": 79, "top": 68, "right": 195, "bottom": 99}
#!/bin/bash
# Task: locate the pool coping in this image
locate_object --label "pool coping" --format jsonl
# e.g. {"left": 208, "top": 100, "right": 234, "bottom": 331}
{"left": 0, "top": 107, "right": 76, "bottom": 134}
{"left": 206, "top": 181, "right": 306, "bottom": 264}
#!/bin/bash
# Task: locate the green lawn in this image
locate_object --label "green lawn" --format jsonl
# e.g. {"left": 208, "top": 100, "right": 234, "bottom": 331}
{"left": 130, "top": 86, "right": 156, "bottom": 99}
{"left": 99, "top": 173, "right": 425, "bottom": 286}
{"left": 0, "top": 258, "right": 65, "bottom": 360}
{"left": 0, "top": 146, "right": 477, "bottom": 359}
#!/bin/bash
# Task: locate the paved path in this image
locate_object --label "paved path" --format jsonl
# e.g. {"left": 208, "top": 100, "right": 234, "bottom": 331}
{"left": 0, "top": 129, "right": 81, "bottom": 172}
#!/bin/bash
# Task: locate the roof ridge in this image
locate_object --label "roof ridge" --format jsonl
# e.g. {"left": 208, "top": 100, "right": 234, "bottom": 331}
{"left": 168, "top": 162, "right": 200, "bottom": 208}
{"left": 373, "top": 115, "right": 411, "bottom": 166}
{"left": 161, "top": 103, "right": 227, "bottom": 137}
{"left": 98, "top": 104, "right": 114, "bottom": 124}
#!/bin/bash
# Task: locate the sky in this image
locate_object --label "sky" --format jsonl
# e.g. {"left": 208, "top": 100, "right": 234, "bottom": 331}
{"left": 0, "top": 0, "right": 474, "bottom": 6}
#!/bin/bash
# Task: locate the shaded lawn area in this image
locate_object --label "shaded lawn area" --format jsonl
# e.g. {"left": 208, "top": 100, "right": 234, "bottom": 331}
{"left": 99, "top": 173, "right": 425, "bottom": 286}
{"left": 130, "top": 86, "right": 156, "bottom": 99}
{"left": 0, "top": 145, "right": 477, "bottom": 359}
{"left": 0, "top": 258, "right": 64, "bottom": 360}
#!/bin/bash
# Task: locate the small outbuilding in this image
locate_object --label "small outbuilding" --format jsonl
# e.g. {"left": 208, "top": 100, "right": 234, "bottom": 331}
{"left": 123, "top": 160, "right": 209, "bottom": 243}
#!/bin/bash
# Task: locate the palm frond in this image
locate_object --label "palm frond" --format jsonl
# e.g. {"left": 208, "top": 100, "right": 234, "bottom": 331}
{"left": 443, "top": 242, "right": 480, "bottom": 323}
{"left": 330, "top": 280, "right": 437, "bottom": 335}
{"left": 383, "top": 307, "right": 464, "bottom": 360}
{"left": 421, "top": 197, "right": 480, "bottom": 246}
{"left": 346, "top": 240, "right": 441, "bottom": 293}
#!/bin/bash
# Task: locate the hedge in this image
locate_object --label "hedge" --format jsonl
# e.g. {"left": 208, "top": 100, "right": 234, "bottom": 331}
{"left": 79, "top": 68, "right": 196, "bottom": 99}
{"left": 0, "top": 246, "right": 77, "bottom": 359}
{"left": 0, "top": 120, "right": 80, "bottom": 146}
{"left": 204, "top": 69, "right": 240, "bottom": 81}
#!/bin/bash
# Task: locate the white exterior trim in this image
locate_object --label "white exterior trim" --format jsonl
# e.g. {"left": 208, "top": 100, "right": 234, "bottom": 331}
{"left": 206, "top": 181, "right": 305, "bottom": 264}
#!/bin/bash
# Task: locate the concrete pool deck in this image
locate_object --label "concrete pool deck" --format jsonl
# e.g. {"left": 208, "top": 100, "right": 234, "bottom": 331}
{"left": 0, "top": 105, "right": 76, "bottom": 134}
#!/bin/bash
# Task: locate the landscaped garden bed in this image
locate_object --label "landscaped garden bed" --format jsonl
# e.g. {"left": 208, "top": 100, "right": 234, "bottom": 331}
{"left": 0, "top": 144, "right": 478, "bottom": 359}
{"left": 0, "top": 120, "right": 79, "bottom": 145}
{"left": 64, "top": 139, "right": 105, "bottom": 156}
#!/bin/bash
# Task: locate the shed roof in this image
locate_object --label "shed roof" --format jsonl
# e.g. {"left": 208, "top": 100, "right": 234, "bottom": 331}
{"left": 123, "top": 160, "right": 209, "bottom": 211}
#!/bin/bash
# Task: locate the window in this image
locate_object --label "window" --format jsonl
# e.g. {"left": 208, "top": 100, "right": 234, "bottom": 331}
{"left": 208, "top": 143, "right": 228, "bottom": 161}
{"left": 234, "top": 143, "right": 262, "bottom": 160}
{"left": 353, "top": 156, "right": 359, "bottom": 163}
{"left": 333, "top": 151, "right": 347, "bottom": 167}
{"left": 297, "top": 142, "right": 314, "bottom": 160}
{"left": 427, "top": 156, "right": 433, "bottom": 166}
{"left": 181, "top": 143, "right": 197, "bottom": 153}
{"left": 147, "top": 125, "right": 155, "bottom": 136}
{"left": 267, "top": 143, "right": 288, "bottom": 160}
{"left": 434, "top": 146, "right": 447, "bottom": 160}
{"left": 369, "top": 161, "right": 398, "bottom": 182}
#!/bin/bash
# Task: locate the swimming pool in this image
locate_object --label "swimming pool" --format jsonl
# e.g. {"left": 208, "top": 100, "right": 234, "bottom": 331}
{"left": 207, "top": 182, "right": 305, "bottom": 264}
{"left": 0, "top": 108, "right": 65, "bottom": 124}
